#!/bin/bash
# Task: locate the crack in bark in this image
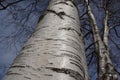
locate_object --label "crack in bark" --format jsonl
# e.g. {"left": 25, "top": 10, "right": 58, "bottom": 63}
{"left": 38, "top": 14, "right": 45, "bottom": 23}
{"left": 47, "top": 9, "right": 64, "bottom": 19}
{"left": 61, "top": 53, "right": 82, "bottom": 63}
{"left": 45, "top": 38, "right": 65, "bottom": 41}
{"left": 58, "top": 27, "right": 81, "bottom": 36}
{"left": 22, "top": 44, "right": 33, "bottom": 50}
{"left": 10, "top": 65, "right": 37, "bottom": 71}
{"left": 65, "top": 0, "right": 76, "bottom": 7}
{"left": 10, "top": 65, "right": 25, "bottom": 68}
{"left": 60, "top": 49, "right": 82, "bottom": 61}
{"left": 70, "top": 61, "right": 85, "bottom": 78}
{"left": 6, "top": 71, "right": 22, "bottom": 75}
{"left": 24, "top": 76, "right": 31, "bottom": 80}
{"left": 43, "top": 74, "right": 53, "bottom": 76}
{"left": 47, "top": 9, "right": 75, "bottom": 20}
{"left": 70, "top": 59, "right": 85, "bottom": 74}
{"left": 44, "top": 38, "right": 81, "bottom": 52}
{"left": 45, "top": 67, "right": 84, "bottom": 80}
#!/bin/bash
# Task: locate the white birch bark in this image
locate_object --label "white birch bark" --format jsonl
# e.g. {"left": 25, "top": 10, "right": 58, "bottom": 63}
{"left": 103, "top": 10, "right": 109, "bottom": 48}
{"left": 3, "top": 0, "right": 89, "bottom": 80}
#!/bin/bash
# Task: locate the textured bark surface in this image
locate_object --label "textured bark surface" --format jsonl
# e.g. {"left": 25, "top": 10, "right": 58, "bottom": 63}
{"left": 85, "top": 0, "right": 118, "bottom": 80}
{"left": 103, "top": 10, "right": 109, "bottom": 48}
{"left": 3, "top": 0, "right": 89, "bottom": 80}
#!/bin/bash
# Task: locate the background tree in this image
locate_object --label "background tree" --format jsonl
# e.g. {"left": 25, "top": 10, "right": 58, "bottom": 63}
{"left": 78, "top": 0, "right": 120, "bottom": 79}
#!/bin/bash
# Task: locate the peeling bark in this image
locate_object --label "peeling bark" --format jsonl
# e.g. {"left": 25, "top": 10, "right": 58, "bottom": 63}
{"left": 3, "top": 0, "right": 89, "bottom": 80}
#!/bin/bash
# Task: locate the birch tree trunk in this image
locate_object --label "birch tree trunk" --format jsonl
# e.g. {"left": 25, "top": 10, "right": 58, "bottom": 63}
{"left": 3, "top": 0, "right": 89, "bottom": 80}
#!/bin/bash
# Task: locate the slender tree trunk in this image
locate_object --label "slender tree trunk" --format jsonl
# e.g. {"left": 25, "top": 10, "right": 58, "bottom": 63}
{"left": 103, "top": 10, "right": 109, "bottom": 48}
{"left": 85, "top": 0, "right": 118, "bottom": 80}
{"left": 3, "top": 0, "right": 89, "bottom": 80}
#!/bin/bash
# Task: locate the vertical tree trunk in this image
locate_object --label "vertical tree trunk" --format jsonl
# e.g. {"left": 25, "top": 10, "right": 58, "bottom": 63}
{"left": 3, "top": 0, "right": 89, "bottom": 80}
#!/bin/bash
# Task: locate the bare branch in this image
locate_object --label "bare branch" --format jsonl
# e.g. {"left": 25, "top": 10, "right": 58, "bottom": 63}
{"left": 85, "top": 42, "right": 94, "bottom": 51}
{"left": 114, "top": 28, "right": 120, "bottom": 38}
{"left": 0, "top": 0, "right": 25, "bottom": 10}
{"left": 109, "top": 36, "right": 120, "bottom": 50}
{"left": 103, "top": 10, "right": 109, "bottom": 47}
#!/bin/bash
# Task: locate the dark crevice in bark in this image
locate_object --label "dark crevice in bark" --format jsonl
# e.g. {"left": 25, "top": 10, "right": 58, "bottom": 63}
{"left": 44, "top": 38, "right": 81, "bottom": 52}
{"left": 70, "top": 59, "right": 85, "bottom": 74}
{"left": 24, "top": 76, "right": 31, "bottom": 80}
{"left": 6, "top": 71, "right": 22, "bottom": 75}
{"left": 22, "top": 44, "right": 33, "bottom": 50}
{"left": 70, "top": 61, "right": 82, "bottom": 69}
{"left": 61, "top": 53, "right": 82, "bottom": 63}
{"left": 65, "top": 0, "right": 76, "bottom": 8}
{"left": 70, "top": 61, "right": 85, "bottom": 78}
{"left": 47, "top": 9, "right": 75, "bottom": 20}
{"left": 10, "top": 65, "right": 25, "bottom": 68}
{"left": 45, "top": 38, "right": 65, "bottom": 41}
{"left": 38, "top": 14, "right": 45, "bottom": 23}
{"left": 58, "top": 27, "right": 81, "bottom": 36}
{"left": 60, "top": 50, "right": 82, "bottom": 61}
{"left": 43, "top": 52, "right": 82, "bottom": 64}
{"left": 47, "top": 9, "right": 64, "bottom": 19}
{"left": 10, "top": 65, "right": 37, "bottom": 71}
{"left": 70, "top": 59, "right": 82, "bottom": 67}
{"left": 43, "top": 74, "right": 53, "bottom": 76}
{"left": 45, "top": 67, "right": 84, "bottom": 80}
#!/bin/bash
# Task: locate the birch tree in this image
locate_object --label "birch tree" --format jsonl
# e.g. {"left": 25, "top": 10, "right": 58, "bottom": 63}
{"left": 3, "top": 0, "right": 89, "bottom": 80}
{"left": 84, "top": 0, "right": 119, "bottom": 80}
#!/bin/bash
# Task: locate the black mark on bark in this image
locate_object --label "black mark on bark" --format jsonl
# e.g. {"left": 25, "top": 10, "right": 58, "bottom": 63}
{"left": 65, "top": 0, "right": 76, "bottom": 7}
{"left": 44, "top": 74, "right": 53, "bottom": 76}
{"left": 45, "top": 38, "right": 65, "bottom": 42}
{"left": 47, "top": 9, "right": 75, "bottom": 20}
{"left": 24, "top": 76, "right": 31, "bottom": 80}
{"left": 6, "top": 71, "right": 22, "bottom": 75}
{"left": 62, "top": 53, "right": 81, "bottom": 62}
{"left": 47, "top": 9, "right": 64, "bottom": 19}
{"left": 45, "top": 67, "right": 84, "bottom": 80}
{"left": 38, "top": 14, "right": 45, "bottom": 22}
{"left": 58, "top": 27, "right": 81, "bottom": 36}
{"left": 10, "top": 65, "right": 25, "bottom": 68}
{"left": 60, "top": 50, "right": 82, "bottom": 61}
{"left": 22, "top": 44, "right": 33, "bottom": 50}
{"left": 70, "top": 59, "right": 85, "bottom": 78}
{"left": 10, "top": 65, "right": 37, "bottom": 71}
